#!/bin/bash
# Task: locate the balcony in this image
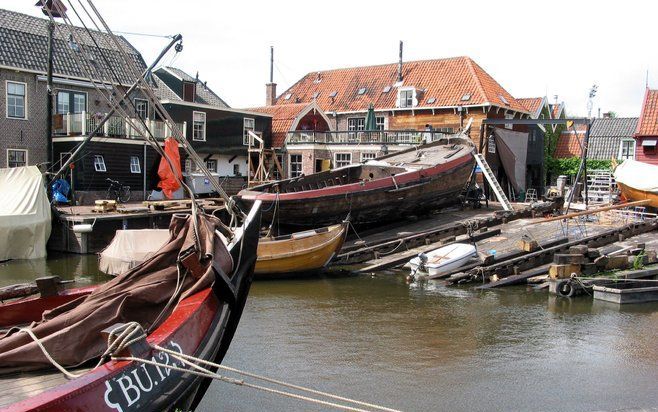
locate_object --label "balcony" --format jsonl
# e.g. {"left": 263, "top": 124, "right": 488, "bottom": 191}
{"left": 286, "top": 130, "right": 452, "bottom": 145}
{"left": 52, "top": 112, "right": 186, "bottom": 140}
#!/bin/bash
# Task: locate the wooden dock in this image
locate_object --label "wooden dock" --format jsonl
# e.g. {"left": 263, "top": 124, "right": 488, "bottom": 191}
{"left": 48, "top": 199, "right": 224, "bottom": 254}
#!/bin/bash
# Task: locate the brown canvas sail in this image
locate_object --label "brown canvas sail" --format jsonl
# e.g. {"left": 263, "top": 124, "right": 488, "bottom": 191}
{"left": 0, "top": 213, "right": 232, "bottom": 372}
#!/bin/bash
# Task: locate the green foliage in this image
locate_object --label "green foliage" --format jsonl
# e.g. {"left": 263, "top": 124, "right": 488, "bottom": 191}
{"left": 633, "top": 252, "right": 646, "bottom": 270}
{"left": 545, "top": 157, "right": 612, "bottom": 179}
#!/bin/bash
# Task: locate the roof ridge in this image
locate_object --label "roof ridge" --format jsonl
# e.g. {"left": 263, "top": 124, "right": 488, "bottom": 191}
{"left": 303, "top": 55, "right": 469, "bottom": 76}
{"left": 463, "top": 57, "right": 489, "bottom": 106}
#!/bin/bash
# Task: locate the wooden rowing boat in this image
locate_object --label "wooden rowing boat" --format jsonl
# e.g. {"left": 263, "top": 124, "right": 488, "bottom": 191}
{"left": 255, "top": 222, "right": 348, "bottom": 277}
{"left": 237, "top": 139, "right": 475, "bottom": 227}
{"left": 0, "top": 202, "right": 261, "bottom": 412}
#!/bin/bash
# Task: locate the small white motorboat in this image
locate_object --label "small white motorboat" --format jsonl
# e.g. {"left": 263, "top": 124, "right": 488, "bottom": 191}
{"left": 409, "top": 243, "right": 477, "bottom": 279}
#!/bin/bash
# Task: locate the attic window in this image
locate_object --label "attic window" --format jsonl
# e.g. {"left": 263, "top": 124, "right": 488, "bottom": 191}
{"left": 357, "top": 88, "right": 367, "bottom": 95}
{"left": 182, "top": 81, "right": 196, "bottom": 102}
{"left": 312, "top": 92, "right": 320, "bottom": 99}
{"left": 68, "top": 35, "right": 80, "bottom": 52}
{"left": 284, "top": 93, "right": 292, "bottom": 100}
{"left": 427, "top": 97, "right": 436, "bottom": 104}
{"left": 382, "top": 86, "right": 391, "bottom": 93}
{"left": 499, "top": 94, "right": 510, "bottom": 106}
{"left": 329, "top": 91, "right": 338, "bottom": 98}
{"left": 461, "top": 94, "right": 471, "bottom": 101}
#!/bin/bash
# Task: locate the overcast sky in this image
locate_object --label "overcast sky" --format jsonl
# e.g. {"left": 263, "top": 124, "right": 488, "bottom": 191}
{"left": 8, "top": 0, "right": 657, "bottom": 117}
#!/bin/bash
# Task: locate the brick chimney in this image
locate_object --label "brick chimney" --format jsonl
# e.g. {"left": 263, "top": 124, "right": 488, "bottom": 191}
{"left": 266, "top": 83, "right": 277, "bottom": 106}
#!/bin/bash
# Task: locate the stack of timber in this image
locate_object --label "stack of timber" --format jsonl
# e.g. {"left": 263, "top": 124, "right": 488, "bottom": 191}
{"left": 453, "top": 217, "right": 658, "bottom": 287}
{"left": 92, "top": 200, "right": 116, "bottom": 213}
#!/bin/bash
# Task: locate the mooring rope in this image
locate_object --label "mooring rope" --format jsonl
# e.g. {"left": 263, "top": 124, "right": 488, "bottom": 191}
{"left": 102, "top": 332, "right": 402, "bottom": 412}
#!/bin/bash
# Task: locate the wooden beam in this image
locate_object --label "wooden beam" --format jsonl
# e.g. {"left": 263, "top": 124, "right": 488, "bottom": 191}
{"left": 528, "top": 200, "right": 651, "bottom": 225}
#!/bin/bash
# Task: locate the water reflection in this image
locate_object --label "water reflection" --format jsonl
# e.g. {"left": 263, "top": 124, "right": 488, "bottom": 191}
{"left": 0, "top": 256, "right": 656, "bottom": 411}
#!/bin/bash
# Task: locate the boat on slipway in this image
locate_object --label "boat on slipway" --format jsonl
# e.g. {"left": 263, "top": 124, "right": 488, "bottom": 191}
{"left": 237, "top": 138, "right": 476, "bottom": 227}
{"left": 409, "top": 243, "right": 477, "bottom": 279}
{"left": 614, "top": 159, "right": 658, "bottom": 208}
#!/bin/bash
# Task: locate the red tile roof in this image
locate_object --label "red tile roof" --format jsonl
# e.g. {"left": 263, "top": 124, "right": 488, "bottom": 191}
{"left": 247, "top": 103, "right": 311, "bottom": 147}
{"left": 276, "top": 56, "right": 527, "bottom": 114}
{"left": 555, "top": 127, "right": 586, "bottom": 158}
{"left": 636, "top": 88, "right": 658, "bottom": 136}
{"left": 517, "top": 97, "right": 545, "bottom": 117}
{"left": 549, "top": 103, "right": 564, "bottom": 119}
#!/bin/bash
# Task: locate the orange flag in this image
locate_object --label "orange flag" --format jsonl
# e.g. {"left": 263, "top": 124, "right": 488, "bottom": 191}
{"left": 157, "top": 137, "right": 182, "bottom": 199}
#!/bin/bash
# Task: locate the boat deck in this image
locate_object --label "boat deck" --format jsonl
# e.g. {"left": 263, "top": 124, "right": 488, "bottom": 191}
{"left": 0, "top": 367, "right": 92, "bottom": 407}
{"left": 379, "top": 140, "right": 472, "bottom": 169}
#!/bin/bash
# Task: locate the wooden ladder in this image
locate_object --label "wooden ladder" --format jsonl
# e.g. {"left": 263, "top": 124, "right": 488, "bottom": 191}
{"left": 474, "top": 153, "right": 513, "bottom": 211}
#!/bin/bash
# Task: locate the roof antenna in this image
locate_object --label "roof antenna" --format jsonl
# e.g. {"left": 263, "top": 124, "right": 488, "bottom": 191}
{"left": 397, "top": 40, "right": 403, "bottom": 83}
{"left": 270, "top": 45, "right": 274, "bottom": 84}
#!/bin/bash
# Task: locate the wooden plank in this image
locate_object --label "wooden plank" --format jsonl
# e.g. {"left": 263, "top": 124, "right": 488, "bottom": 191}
{"left": 475, "top": 264, "right": 552, "bottom": 289}
{"left": 527, "top": 200, "right": 651, "bottom": 225}
{"left": 358, "top": 229, "right": 500, "bottom": 273}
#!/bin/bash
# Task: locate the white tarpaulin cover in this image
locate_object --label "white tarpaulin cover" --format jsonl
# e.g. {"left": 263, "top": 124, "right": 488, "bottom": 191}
{"left": 614, "top": 159, "right": 658, "bottom": 193}
{"left": 0, "top": 166, "right": 51, "bottom": 260}
{"left": 99, "top": 229, "right": 170, "bottom": 275}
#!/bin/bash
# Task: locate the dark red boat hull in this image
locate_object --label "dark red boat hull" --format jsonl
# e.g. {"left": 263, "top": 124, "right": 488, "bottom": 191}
{"left": 0, "top": 205, "right": 261, "bottom": 412}
{"left": 238, "top": 152, "right": 474, "bottom": 226}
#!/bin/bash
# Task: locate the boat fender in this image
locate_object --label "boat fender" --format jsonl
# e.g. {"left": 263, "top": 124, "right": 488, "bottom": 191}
{"left": 556, "top": 279, "right": 576, "bottom": 297}
{"left": 72, "top": 223, "right": 93, "bottom": 233}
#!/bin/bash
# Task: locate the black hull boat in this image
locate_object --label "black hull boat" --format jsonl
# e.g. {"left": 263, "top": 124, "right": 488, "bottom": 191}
{"left": 237, "top": 139, "right": 475, "bottom": 227}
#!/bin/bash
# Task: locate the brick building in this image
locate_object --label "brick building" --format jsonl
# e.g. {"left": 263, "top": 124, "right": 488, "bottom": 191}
{"left": 250, "top": 56, "right": 554, "bottom": 197}
{"left": 634, "top": 88, "right": 658, "bottom": 165}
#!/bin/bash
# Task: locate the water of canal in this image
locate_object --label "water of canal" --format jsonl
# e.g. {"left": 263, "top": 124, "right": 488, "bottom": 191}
{"left": 1, "top": 255, "right": 657, "bottom": 412}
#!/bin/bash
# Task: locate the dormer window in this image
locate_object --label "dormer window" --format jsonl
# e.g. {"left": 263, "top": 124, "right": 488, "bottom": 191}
{"left": 397, "top": 87, "right": 416, "bottom": 108}
{"left": 182, "top": 81, "right": 196, "bottom": 102}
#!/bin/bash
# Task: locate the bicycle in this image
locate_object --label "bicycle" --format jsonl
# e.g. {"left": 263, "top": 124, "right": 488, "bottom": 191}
{"left": 105, "top": 178, "right": 131, "bottom": 203}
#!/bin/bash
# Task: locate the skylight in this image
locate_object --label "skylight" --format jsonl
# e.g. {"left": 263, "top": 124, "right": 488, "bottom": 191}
{"left": 329, "top": 91, "right": 338, "bottom": 98}
{"left": 284, "top": 93, "right": 292, "bottom": 100}
{"left": 357, "top": 88, "right": 367, "bottom": 95}
{"left": 312, "top": 92, "right": 320, "bottom": 99}
{"left": 427, "top": 97, "right": 436, "bottom": 104}
{"left": 382, "top": 85, "right": 391, "bottom": 93}
{"left": 461, "top": 93, "right": 471, "bottom": 101}
{"left": 499, "top": 94, "right": 510, "bottom": 106}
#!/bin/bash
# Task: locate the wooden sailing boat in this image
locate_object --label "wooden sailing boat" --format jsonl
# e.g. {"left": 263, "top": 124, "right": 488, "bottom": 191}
{"left": 255, "top": 221, "right": 348, "bottom": 277}
{"left": 0, "top": 3, "right": 261, "bottom": 411}
{"left": 614, "top": 159, "right": 658, "bottom": 208}
{"left": 237, "top": 137, "right": 476, "bottom": 227}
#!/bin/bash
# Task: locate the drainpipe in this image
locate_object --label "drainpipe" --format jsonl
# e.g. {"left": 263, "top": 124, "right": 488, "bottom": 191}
{"left": 143, "top": 143, "right": 147, "bottom": 200}
{"left": 46, "top": 20, "right": 54, "bottom": 167}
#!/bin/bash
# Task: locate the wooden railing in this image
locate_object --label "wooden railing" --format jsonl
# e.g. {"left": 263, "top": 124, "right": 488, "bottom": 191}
{"left": 53, "top": 112, "right": 186, "bottom": 140}
{"left": 286, "top": 130, "right": 452, "bottom": 145}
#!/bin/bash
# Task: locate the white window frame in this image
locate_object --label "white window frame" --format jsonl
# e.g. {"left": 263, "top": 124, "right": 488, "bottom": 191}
{"left": 206, "top": 159, "right": 217, "bottom": 172}
{"left": 192, "top": 111, "right": 206, "bottom": 141}
{"left": 135, "top": 98, "right": 149, "bottom": 120}
{"left": 129, "top": 155, "right": 141, "bottom": 173}
{"left": 289, "top": 154, "right": 303, "bottom": 178}
{"left": 619, "top": 139, "right": 636, "bottom": 160}
{"left": 6, "top": 81, "right": 27, "bottom": 120}
{"left": 361, "top": 152, "right": 377, "bottom": 162}
{"left": 7, "top": 149, "right": 28, "bottom": 167}
{"left": 94, "top": 154, "right": 107, "bottom": 172}
{"left": 55, "top": 89, "right": 87, "bottom": 114}
{"left": 397, "top": 87, "right": 416, "bottom": 108}
{"left": 375, "top": 116, "right": 386, "bottom": 131}
{"left": 243, "top": 118, "right": 255, "bottom": 145}
{"left": 334, "top": 152, "right": 352, "bottom": 168}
